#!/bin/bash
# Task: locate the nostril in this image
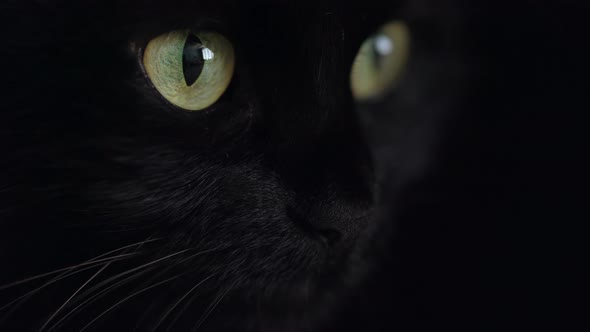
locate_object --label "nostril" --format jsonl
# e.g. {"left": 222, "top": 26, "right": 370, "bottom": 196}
{"left": 316, "top": 228, "right": 342, "bottom": 247}
{"left": 286, "top": 206, "right": 346, "bottom": 247}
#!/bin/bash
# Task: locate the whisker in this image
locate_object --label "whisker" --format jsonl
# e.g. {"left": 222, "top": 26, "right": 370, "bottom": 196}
{"left": 0, "top": 237, "right": 156, "bottom": 322}
{"left": 131, "top": 246, "right": 226, "bottom": 331}
{"left": 163, "top": 248, "right": 233, "bottom": 331}
{"left": 166, "top": 301, "right": 193, "bottom": 332}
{"left": 150, "top": 273, "right": 216, "bottom": 332}
{"left": 175, "top": 246, "right": 226, "bottom": 265}
{"left": 67, "top": 249, "right": 191, "bottom": 307}
{"left": 79, "top": 275, "right": 181, "bottom": 332}
{"left": 130, "top": 245, "right": 228, "bottom": 330}
{"left": 0, "top": 259, "right": 122, "bottom": 314}
{"left": 164, "top": 285, "right": 203, "bottom": 332}
{"left": 0, "top": 251, "right": 142, "bottom": 291}
{"left": 39, "top": 260, "right": 113, "bottom": 331}
{"left": 45, "top": 266, "right": 157, "bottom": 332}
{"left": 191, "top": 286, "right": 232, "bottom": 332}
{"left": 119, "top": 246, "right": 226, "bottom": 328}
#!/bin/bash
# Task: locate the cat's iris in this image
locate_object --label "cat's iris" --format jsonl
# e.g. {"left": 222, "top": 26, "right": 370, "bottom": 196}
{"left": 350, "top": 21, "right": 410, "bottom": 101}
{"left": 143, "top": 30, "right": 235, "bottom": 111}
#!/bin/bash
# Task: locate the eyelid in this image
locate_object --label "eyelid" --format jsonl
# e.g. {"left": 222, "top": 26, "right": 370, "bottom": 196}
{"left": 136, "top": 17, "right": 232, "bottom": 47}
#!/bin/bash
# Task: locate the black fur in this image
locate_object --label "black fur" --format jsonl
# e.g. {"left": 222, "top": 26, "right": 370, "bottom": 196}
{"left": 1, "top": 0, "right": 584, "bottom": 331}
{"left": 0, "top": 1, "right": 396, "bottom": 331}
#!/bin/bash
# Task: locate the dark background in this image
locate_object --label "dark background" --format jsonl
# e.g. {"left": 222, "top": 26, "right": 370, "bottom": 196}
{"left": 332, "top": 1, "right": 585, "bottom": 330}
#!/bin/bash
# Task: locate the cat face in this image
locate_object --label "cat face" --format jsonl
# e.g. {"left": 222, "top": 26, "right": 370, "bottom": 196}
{"left": 0, "top": 0, "right": 418, "bottom": 330}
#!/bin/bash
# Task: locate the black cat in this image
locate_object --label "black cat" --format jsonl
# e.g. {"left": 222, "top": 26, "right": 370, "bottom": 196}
{"left": 0, "top": 0, "right": 584, "bottom": 331}
{"left": 0, "top": 1, "right": 410, "bottom": 330}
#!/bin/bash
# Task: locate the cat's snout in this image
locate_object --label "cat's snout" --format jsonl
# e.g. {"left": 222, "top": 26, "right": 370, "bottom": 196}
{"left": 286, "top": 198, "right": 373, "bottom": 250}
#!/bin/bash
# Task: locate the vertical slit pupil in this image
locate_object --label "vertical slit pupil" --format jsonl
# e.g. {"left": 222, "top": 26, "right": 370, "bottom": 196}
{"left": 183, "top": 34, "right": 205, "bottom": 86}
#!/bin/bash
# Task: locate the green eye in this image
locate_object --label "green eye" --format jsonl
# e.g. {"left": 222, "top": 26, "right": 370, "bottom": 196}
{"left": 143, "top": 30, "right": 235, "bottom": 111}
{"left": 350, "top": 21, "right": 410, "bottom": 101}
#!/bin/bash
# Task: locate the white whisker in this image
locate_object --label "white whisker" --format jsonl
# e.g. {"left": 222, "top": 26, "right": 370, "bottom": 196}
{"left": 0, "top": 237, "right": 157, "bottom": 323}
{"left": 79, "top": 275, "right": 181, "bottom": 332}
{"left": 39, "top": 261, "right": 113, "bottom": 331}
{"left": 0, "top": 250, "right": 143, "bottom": 291}
{"left": 70, "top": 249, "right": 191, "bottom": 304}
{"left": 45, "top": 266, "right": 157, "bottom": 332}
{"left": 0, "top": 260, "right": 115, "bottom": 314}
{"left": 151, "top": 273, "right": 216, "bottom": 332}
{"left": 191, "top": 286, "right": 232, "bottom": 332}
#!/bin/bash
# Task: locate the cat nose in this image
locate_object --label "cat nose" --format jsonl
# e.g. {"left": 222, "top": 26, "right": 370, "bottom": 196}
{"left": 287, "top": 193, "right": 374, "bottom": 249}
{"left": 270, "top": 136, "right": 375, "bottom": 250}
{"left": 314, "top": 210, "right": 372, "bottom": 249}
